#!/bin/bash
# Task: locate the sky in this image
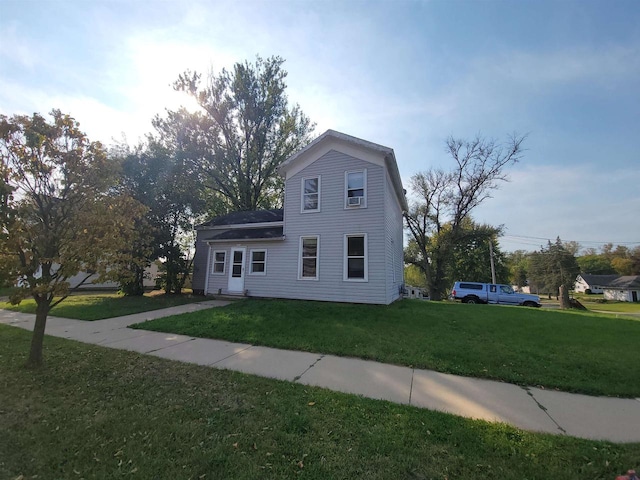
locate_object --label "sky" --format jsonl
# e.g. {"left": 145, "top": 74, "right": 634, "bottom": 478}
{"left": 1, "top": 0, "right": 639, "bottom": 252}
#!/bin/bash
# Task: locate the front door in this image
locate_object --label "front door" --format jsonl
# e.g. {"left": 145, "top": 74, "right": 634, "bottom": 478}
{"left": 228, "top": 247, "right": 246, "bottom": 293}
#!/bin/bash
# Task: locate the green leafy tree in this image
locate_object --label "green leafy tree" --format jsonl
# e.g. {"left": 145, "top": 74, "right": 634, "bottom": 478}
{"left": 448, "top": 219, "right": 509, "bottom": 284}
{"left": 404, "top": 134, "right": 526, "bottom": 300}
{"left": 506, "top": 250, "right": 531, "bottom": 287}
{"left": 404, "top": 264, "right": 427, "bottom": 289}
{"left": 528, "top": 237, "right": 580, "bottom": 308}
{"left": 173, "top": 55, "right": 315, "bottom": 211}
{"left": 576, "top": 254, "right": 616, "bottom": 275}
{"left": 117, "top": 112, "right": 212, "bottom": 295}
{"left": 0, "top": 111, "right": 143, "bottom": 366}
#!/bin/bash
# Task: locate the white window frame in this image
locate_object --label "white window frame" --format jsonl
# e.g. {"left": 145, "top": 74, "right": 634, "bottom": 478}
{"left": 301, "top": 176, "right": 321, "bottom": 213}
{"left": 344, "top": 233, "right": 368, "bottom": 282}
{"left": 298, "top": 235, "right": 319, "bottom": 280}
{"left": 344, "top": 169, "right": 367, "bottom": 209}
{"left": 249, "top": 249, "right": 267, "bottom": 276}
{"left": 211, "top": 250, "right": 226, "bottom": 275}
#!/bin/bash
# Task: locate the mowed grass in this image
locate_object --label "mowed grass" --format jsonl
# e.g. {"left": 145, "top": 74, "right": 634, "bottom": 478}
{"left": 2, "top": 326, "right": 638, "bottom": 480}
{"left": 1, "top": 291, "right": 204, "bottom": 320}
{"left": 134, "top": 299, "right": 640, "bottom": 397}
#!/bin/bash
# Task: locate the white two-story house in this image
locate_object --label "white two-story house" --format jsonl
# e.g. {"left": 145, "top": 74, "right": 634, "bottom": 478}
{"left": 191, "top": 129, "right": 408, "bottom": 305}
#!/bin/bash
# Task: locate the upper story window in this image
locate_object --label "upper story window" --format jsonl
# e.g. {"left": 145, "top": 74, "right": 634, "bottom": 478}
{"left": 345, "top": 170, "right": 366, "bottom": 208}
{"left": 211, "top": 250, "right": 226, "bottom": 275}
{"left": 302, "top": 176, "right": 320, "bottom": 212}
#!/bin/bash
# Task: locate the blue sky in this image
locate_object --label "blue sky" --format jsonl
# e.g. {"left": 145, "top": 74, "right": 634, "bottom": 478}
{"left": 1, "top": 0, "right": 639, "bottom": 252}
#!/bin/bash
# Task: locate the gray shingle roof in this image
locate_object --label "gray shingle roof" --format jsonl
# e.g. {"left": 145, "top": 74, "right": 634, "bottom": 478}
{"left": 207, "top": 226, "right": 284, "bottom": 241}
{"left": 579, "top": 274, "right": 620, "bottom": 287}
{"left": 197, "top": 209, "right": 283, "bottom": 228}
{"left": 605, "top": 275, "right": 640, "bottom": 289}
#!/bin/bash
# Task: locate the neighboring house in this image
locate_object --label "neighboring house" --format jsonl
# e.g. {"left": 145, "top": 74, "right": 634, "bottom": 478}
{"left": 602, "top": 275, "right": 640, "bottom": 302}
{"left": 574, "top": 274, "right": 620, "bottom": 294}
{"left": 191, "top": 129, "right": 408, "bottom": 305}
{"left": 20, "top": 263, "right": 160, "bottom": 290}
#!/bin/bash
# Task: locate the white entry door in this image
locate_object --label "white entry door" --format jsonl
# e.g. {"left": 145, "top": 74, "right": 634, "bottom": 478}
{"left": 228, "top": 247, "right": 246, "bottom": 293}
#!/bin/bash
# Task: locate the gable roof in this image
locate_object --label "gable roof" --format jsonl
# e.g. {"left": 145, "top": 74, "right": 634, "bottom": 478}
{"left": 196, "top": 209, "right": 283, "bottom": 229}
{"left": 578, "top": 274, "right": 620, "bottom": 287}
{"left": 604, "top": 275, "right": 640, "bottom": 290}
{"left": 278, "top": 129, "right": 408, "bottom": 211}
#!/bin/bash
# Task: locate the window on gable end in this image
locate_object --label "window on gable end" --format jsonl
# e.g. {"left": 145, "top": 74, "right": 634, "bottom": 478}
{"left": 302, "top": 176, "right": 320, "bottom": 212}
{"left": 345, "top": 170, "right": 366, "bottom": 208}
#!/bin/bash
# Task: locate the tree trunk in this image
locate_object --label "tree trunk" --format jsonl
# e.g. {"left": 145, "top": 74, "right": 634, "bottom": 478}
{"left": 26, "top": 300, "right": 49, "bottom": 368}
{"left": 559, "top": 284, "right": 571, "bottom": 309}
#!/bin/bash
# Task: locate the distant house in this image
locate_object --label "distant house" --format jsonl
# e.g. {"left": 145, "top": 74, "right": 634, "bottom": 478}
{"left": 191, "top": 129, "right": 408, "bottom": 305}
{"left": 22, "top": 264, "right": 160, "bottom": 291}
{"left": 602, "top": 276, "right": 640, "bottom": 302}
{"left": 574, "top": 274, "right": 620, "bottom": 294}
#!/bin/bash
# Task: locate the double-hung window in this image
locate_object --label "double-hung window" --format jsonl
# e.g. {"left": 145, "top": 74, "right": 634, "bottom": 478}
{"left": 299, "top": 236, "right": 319, "bottom": 280}
{"left": 344, "top": 234, "right": 368, "bottom": 281}
{"left": 345, "top": 170, "right": 366, "bottom": 208}
{"left": 302, "top": 176, "right": 320, "bottom": 212}
{"left": 250, "top": 250, "right": 267, "bottom": 275}
{"left": 211, "top": 250, "right": 226, "bottom": 274}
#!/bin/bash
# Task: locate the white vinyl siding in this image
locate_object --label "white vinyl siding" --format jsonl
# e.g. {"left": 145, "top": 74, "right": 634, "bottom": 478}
{"left": 301, "top": 176, "right": 320, "bottom": 212}
{"left": 194, "top": 147, "right": 405, "bottom": 304}
{"left": 212, "top": 250, "right": 226, "bottom": 274}
{"left": 344, "top": 234, "right": 368, "bottom": 281}
{"left": 345, "top": 170, "right": 367, "bottom": 208}
{"left": 298, "top": 236, "right": 319, "bottom": 280}
{"left": 249, "top": 249, "right": 267, "bottom": 275}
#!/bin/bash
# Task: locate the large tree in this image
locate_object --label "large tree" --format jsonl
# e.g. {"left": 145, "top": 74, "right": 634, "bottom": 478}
{"left": 0, "top": 111, "right": 143, "bottom": 366}
{"left": 404, "top": 134, "right": 526, "bottom": 299}
{"left": 117, "top": 110, "right": 212, "bottom": 295}
{"left": 528, "top": 237, "right": 580, "bottom": 307}
{"left": 173, "top": 55, "right": 315, "bottom": 211}
{"left": 448, "top": 220, "right": 509, "bottom": 284}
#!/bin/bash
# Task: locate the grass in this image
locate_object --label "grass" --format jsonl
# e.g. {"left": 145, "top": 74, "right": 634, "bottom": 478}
{"left": 0, "top": 291, "right": 204, "bottom": 320}
{"left": 1, "top": 325, "right": 638, "bottom": 480}
{"left": 133, "top": 299, "right": 640, "bottom": 397}
{"left": 574, "top": 294, "right": 640, "bottom": 314}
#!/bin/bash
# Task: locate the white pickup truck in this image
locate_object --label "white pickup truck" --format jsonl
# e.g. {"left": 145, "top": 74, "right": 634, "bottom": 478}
{"left": 450, "top": 281, "right": 541, "bottom": 307}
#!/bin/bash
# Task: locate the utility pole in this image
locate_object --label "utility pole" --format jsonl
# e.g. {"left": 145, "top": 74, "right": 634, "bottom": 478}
{"left": 489, "top": 240, "right": 497, "bottom": 284}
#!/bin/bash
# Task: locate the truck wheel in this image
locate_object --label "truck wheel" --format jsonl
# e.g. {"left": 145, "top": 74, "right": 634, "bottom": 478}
{"left": 464, "top": 297, "right": 477, "bottom": 304}
{"left": 523, "top": 301, "right": 537, "bottom": 307}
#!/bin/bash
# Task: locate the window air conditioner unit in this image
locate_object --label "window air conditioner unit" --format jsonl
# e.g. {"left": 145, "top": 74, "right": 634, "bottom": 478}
{"left": 347, "top": 196, "right": 362, "bottom": 207}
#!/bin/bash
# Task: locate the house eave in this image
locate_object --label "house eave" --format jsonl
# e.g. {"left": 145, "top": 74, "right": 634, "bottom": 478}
{"left": 196, "top": 221, "right": 284, "bottom": 231}
{"left": 206, "top": 236, "right": 286, "bottom": 244}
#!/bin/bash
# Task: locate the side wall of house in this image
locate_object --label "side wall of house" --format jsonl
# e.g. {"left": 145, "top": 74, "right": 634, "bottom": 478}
{"left": 192, "top": 233, "right": 211, "bottom": 294}
{"left": 604, "top": 288, "right": 634, "bottom": 302}
{"left": 383, "top": 169, "right": 405, "bottom": 304}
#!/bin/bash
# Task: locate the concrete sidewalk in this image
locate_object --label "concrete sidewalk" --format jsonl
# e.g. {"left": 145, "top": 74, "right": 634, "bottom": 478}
{"left": 1, "top": 303, "right": 639, "bottom": 443}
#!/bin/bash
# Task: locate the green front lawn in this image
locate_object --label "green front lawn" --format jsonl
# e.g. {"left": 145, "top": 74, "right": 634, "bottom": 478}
{"left": 2, "top": 325, "right": 638, "bottom": 480}
{"left": 1, "top": 291, "right": 204, "bottom": 320}
{"left": 133, "top": 299, "right": 640, "bottom": 397}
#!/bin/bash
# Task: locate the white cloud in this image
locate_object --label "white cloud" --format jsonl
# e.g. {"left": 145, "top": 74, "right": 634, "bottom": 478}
{"left": 473, "top": 164, "right": 640, "bottom": 251}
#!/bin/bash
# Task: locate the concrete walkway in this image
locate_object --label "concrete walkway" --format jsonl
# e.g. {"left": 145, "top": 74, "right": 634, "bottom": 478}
{"left": 1, "top": 302, "right": 639, "bottom": 444}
